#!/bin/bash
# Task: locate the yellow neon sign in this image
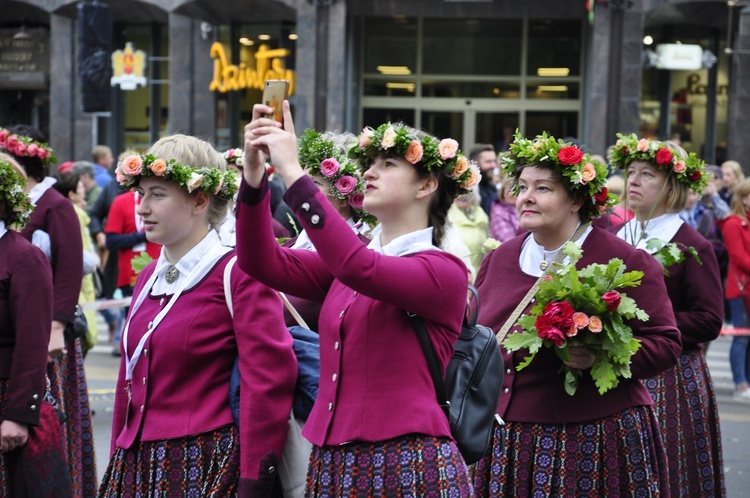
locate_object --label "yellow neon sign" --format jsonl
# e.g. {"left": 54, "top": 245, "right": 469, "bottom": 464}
{"left": 209, "top": 42, "right": 295, "bottom": 94}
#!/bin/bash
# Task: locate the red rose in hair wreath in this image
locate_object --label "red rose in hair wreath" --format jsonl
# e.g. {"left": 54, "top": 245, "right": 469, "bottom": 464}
{"left": 655, "top": 148, "right": 673, "bottom": 165}
{"left": 594, "top": 187, "right": 609, "bottom": 203}
{"left": 688, "top": 170, "right": 702, "bottom": 181}
{"left": 557, "top": 146, "right": 584, "bottom": 166}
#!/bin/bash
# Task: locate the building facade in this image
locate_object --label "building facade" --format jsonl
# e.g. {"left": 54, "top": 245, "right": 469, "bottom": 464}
{"left": 3, "top": 0, "right": 747, "bottom": 167}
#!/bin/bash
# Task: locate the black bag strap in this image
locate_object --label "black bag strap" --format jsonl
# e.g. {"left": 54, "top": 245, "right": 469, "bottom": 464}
{"left": 409, "top": 285, "right": 481, "bottom": 420}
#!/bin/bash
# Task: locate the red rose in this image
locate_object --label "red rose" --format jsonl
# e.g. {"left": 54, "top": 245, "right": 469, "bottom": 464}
{"left": 557, "top": 146, "right": 584, "bottom": 166}
{"left": 602, "top": 291, "right": 622, "bottom": 312}
{"left": 688, "top": 170, "right": 701, "bottom": 181}
{"left": 655, "top": 148, "right": 673, "bottom": 166}
{"left": 542, "top": 301, "right": 576, "bottom": 337}
{"left": 535, "top": 315, "right": 567, "bottom": 347}
{"left": 621, "top": 146, "right": 628, "bottom": 154}
{"left": 594, "top": 187, "right": 609, "bottom": 203}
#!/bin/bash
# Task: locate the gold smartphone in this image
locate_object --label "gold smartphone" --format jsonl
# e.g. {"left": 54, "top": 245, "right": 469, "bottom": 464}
{"left": 262, "top": 79, "right": 290, "bottom": 123}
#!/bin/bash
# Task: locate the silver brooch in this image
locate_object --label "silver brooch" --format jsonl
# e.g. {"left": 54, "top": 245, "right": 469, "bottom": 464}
{"left": 165, "top": 265, "right": 180, "bottom": 284}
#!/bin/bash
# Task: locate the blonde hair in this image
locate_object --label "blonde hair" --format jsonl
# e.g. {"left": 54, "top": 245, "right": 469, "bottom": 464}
{"left": 92, "top": 145, "right": 112, "bottom": 162}
{"left": 722, "top": 160, "right": 745, "bottom": 185}
{"left": 146, "top": 134, "right": 228, "bottom": 230}
{"left": 0, "top": 152, "right": 27, "bottom": 178}
{"left": 730, "top": 178, "right": 750, "bottom": 222}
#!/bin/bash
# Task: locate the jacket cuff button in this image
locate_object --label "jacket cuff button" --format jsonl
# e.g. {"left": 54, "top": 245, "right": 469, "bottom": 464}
{"left": 301, "top": 202, "right": 310, "bottom": 211}
{"left": 311, "top": 214, "right": 320, "bottom": 225}
{"left": 30, "top": 404, "right": 37, "bottom": 411}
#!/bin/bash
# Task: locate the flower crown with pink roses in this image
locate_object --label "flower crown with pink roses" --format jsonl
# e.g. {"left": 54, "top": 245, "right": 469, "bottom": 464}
{"left": 348, "top": 122, "right": 480, "bottom": 196}
{"left": 608, "top": 133, "right": 709, "bottom": 194}
{"left": 297, "top": 128, "right": 376, "bottom": 225}
{"left": 223, "top": 148, "right": 245, "bottom": 168}
{"left": 115, "top": 153, "right": 240, "bottom": 202}
{"left": 0, "top": 127, "right": 57, "bottom": 166}
{"left": 501, "top": 131, "right": 617, "bottom": 222}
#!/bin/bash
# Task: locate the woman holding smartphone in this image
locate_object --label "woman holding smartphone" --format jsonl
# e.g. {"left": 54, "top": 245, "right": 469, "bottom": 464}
{"left": 235, "top": 101, "right": 479, "bottom": 495}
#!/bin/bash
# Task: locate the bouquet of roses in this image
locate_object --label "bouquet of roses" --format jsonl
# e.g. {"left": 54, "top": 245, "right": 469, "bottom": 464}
{"left": 503, "top": 243, "right": 649, "bottom": 395}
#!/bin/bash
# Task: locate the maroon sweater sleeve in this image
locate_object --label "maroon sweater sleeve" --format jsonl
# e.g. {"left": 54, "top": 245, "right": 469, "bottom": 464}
{"left": 2, "top": 233, "right": 53, "bottom": 425}
{"left": 663, "top": 226, "right": 724, "bottom": 348}
{"left": 45, "top": 191, "right": 84, "bottom": 324}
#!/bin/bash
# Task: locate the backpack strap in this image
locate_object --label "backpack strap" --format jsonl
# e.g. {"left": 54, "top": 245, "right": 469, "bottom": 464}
{"left": 224, "top": 255, "right": 237, "bottom": 317}
{"left": 409, "top": 311, "right": 451, "bottom": 420}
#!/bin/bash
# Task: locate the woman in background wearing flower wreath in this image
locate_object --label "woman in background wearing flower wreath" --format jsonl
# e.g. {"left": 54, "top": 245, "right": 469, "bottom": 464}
{"left": 717, "top": 178, "right": 750, "bottom": 402}
{"left": 236, "top": 101, "right": 479, "bottom": 496}
{"left": 0, "top": 153, "right": 67, "bottom": 496}
{"left": 98, "top": 134, "right": 297, "bottom": 497}
{"left": 0, "top": 124, "right": 97, "bottom": 496}
{"left": 473, "top": 132, "right": 681, "bottom": 497}
{"left": 609, "top": 134, "right": 726, "bottom": 497}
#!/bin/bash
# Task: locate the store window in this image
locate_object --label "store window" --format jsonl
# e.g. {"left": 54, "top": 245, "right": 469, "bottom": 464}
{"left": 119, "top": 24, "right": 169, "bottom": 152}
{"left": 359, "top": 17, "right": 584, "bottom": 148}
{"left": 214, "top": 22, "right": 296, "bottom": 150}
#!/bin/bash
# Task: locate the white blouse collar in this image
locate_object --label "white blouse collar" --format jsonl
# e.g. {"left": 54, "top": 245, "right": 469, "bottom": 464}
{"left": 519, "top": 224, "right": 593, "bottom": 277}
{"left": 367, "top": 225, "right": 438, "bottom": 256}
{"left": 0, "top": 220, "right": 6, "bottom": 240}
{"left": 616, "top": 213, "right": 683, "bottom": 253}
{"left": 27, "top": 177, "right": 56, "bottom": 204}
{"left": 151, "top": 229, "right": 231, "bottom": 294}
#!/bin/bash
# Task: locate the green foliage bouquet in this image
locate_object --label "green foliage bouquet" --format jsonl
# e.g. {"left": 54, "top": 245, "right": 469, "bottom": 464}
{"left": 503, "top": 243, "right": 649, "bottom": 396}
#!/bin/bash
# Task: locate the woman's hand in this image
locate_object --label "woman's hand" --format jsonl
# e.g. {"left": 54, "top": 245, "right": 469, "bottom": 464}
{"left": 243, "top": 101, "right": 304, "bottom": 189}
{"left": 0, "top": 420, "right": 29, "bottom": 453}
{"left": 48, "top": 320, "right": 66, "bottom": 361}
{"left": 564, "top": 344, "right": 596, "bottom": 370}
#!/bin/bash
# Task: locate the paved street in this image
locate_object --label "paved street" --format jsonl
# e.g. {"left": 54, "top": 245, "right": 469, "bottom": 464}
{"left": 84, "top": 322, "right": 750, "bottom": 496}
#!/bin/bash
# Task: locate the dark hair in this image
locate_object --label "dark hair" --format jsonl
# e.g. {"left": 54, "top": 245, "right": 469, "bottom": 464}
{"left": 413, "top": 166, "right": 459, "bottom": 247}
{"left": 6, "top": 124, "right": 48, "bottom": 182}
{"left": 469, "top": 143, "right": 495, "bottom": 162}
{"left": 53, "top": 170, "right": 82, "bottom": 199}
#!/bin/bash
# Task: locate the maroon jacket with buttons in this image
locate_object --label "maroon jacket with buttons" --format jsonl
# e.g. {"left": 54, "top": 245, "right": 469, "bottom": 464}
{"left": 0, "top": 230, "right": 52, "bottom": 426}
{"left": 475, "top": 227, "right": 681, "bottom": 424}
{"left": 236, "top": 175, "right": 468, "bottom": 447}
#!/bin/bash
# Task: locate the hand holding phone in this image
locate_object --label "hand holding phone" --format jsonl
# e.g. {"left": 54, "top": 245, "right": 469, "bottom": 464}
{"left": 262, "top": 79, "right": 290, "bottom": 123}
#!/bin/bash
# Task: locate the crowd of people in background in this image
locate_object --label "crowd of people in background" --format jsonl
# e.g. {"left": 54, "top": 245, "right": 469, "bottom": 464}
{"left": 0, "top": 111, "right": 745, "bottom": 498}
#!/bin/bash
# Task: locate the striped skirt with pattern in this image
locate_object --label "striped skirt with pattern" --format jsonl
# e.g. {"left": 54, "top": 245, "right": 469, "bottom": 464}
{"left": 306, "top": 433, "right": 473, "bottom": 497}
{"left": 643, "top": 349, "right": 726, "bottom": 497}
{"left": 48, "top": 337, "right": 98, "bottom": 497}
{"left": 97, "top": 423, "right": 240, "bottom": 498}
{"left": 473, "top": 405, "right": 670, "bottom": 497}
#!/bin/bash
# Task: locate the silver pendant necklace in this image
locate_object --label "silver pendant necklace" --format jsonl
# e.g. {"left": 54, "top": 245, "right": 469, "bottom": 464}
{"left": 165, "top": 265, "right": 180, "bottom": 284}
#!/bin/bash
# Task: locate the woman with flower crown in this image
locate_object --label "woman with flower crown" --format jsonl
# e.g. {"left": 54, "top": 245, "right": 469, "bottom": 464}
{"left": 235, "top": 101, "right": 479, "bottom": 496}
{"left": 97, "top": 134, "right": 297, "bottom": 497}
{"left": 0, "top": 124, "right": 96, "bottom": 496}
{"left": 609, "top": 134, "right": 726, "bottom": 497}
{"left": 472, "top": 131, "right": 681, "bottom": 497}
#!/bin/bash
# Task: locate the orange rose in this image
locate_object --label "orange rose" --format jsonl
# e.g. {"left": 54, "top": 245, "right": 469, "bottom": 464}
{"left": 572, "top": 312, "right": 589, "bottom": 329}
{"left": 588, "top": 315, "right": 603, "bottom": 333}
{"left": 150, "top": 158, "right": 167, "bottom": 176}
{"left": 438, "top": 138, "right": 459, "bottom": 160}
{"left": 461, "top": 162, "right": 481, "bottom": 190}
{"left": 673, "top": 160, "right": 686, "bottom": 173}
{"left": 636, "top": 138, "right": 649, "bottom": 152}
{"left": 452, "top": 156, "right": 469, "bottom": 178}
{"left": 120, "top": 155, "right": 143, "bottom": 176}
{"left": 405, "top": 140, "right": 424, "bottom": 164}
{"left": 580, "top": 163, "right": 597, "bottom": 184}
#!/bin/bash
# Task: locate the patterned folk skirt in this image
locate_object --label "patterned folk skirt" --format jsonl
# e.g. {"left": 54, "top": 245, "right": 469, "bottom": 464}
{"left": 643, "top": 349, "right": 726, "bottom": 497}
{"left": 306, "top": 433, "right": 473, "bottom": 497}
{"left": 472, "top": 405, "right": 669, "bottom": 497}
{"left": 48, "top": 337, "right": 98, "bottom": 497}
{"left": 97, "top": 424, "right": 240, "bottom": 498}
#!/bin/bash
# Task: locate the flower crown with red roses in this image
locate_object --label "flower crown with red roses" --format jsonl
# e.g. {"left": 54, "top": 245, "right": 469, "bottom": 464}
{"left": 297, "top": 128, "right": 376, "bottom": 226}
{"left": 0, "top": 157, "right": 34, "bottom": 230}
{"left": 348, "top": 122, "right": 480, "bottom": 196}
{"left": 500, "top": 131, "right": 618, "bottom": 222}
{"left": 608, "top": 133, "right": 709, "bottom": 194}
{"left": 223, "top": 148, "right": 245, "bottom": 168}
{"left": 0, "top": 127, "right": 57, "bottom": 166}
{"left": 115, "top": 153, "right": 240, "bottom": 202}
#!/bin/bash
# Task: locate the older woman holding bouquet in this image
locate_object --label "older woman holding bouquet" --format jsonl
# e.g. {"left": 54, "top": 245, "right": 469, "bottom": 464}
{"left": 609, "top": 135, "right": 726, "bottom": 497}
{"left": 236, "top": 101, "right": 479, "bottom": 496}
{"left": 473, "top": 132, "right": 681, "bottom": 497}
